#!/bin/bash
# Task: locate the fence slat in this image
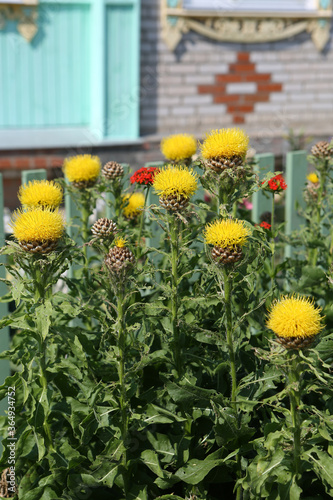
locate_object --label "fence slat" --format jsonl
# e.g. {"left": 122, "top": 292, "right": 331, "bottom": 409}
{"left": 284, "top": 150, "right": 307, "bottom": 259}
{"left": 21, "top": 169, "right": 47, "bottom": 185}
{"left": 0, "top": 173, "right": 10, "bottom": 418}
{"left": 251, "top": 153, "right": 275, "bottom": 223}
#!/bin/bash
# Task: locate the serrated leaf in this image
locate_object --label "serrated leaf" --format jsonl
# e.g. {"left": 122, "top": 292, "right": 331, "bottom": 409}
{"left": 35, "top": 300, "right": 52, "bottom": 341}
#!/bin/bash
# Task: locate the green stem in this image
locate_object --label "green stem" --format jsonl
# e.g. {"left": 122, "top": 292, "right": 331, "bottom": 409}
{"left": 33, "top": 267, "right": 54, "bottom": 451}
{"left": 222, "top": 267, "right": 242, "bottom": 499}
{"left": 218, "top": 186, "right": 229, "bottom": 215}
{"left": 116, "top": 288, "right": 129, "bottom": 495}
{"left": 136, "top": 187, "right": 150, "bottom": 260}
{"left": 271, "top": 192, "right": 275, "bottom": 289}
{"left": 288, "top": 353, "right": 302, "bottom": 479}
{"left": 113, "top": 181, "right": 123, "bottom": 220}
{"left": 81, "top": 200, "right": 90, "bottom": 268}
{"left": 222, "top": 267, "right": 237, "bottom": 411}
{"left": 81, "top": 197, "right": 94, "bottom": 330}
{"left": 232, "top": 201, "right": 237, "bottom": 218}
{"left": 33, "top": 266, "right": 43, "bottom": 303}
{"left": 169, "top": 216, "right": 181, "bottom": 377}
{"left": 309, "top": 170, "right": 326, "bottom": 266}
{"left": 39, "top": 343, "right": 54, "bottom": 451}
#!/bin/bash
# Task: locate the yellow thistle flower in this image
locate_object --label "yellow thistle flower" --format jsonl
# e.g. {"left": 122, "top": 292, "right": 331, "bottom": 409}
{"left": 204, "top": 218, "right": 251, "bottom": 248}
{"left": 11, "top": 208, "right": 64, "bottom": 243}
{"left": 63, "top": 154, "right": 101, "bottom": 183}
{"left": 201, "top": 128, "right": 249, "bottom": 159}
{"left": 161, "top": 134, "right": 197, "bottom": 162}
{"left": 18, "top": 180, "right": 63, "bottom": 209}
{"left": 266, "top": 295, "right": 324, "bottom": 339}
{"left": 114, "top": 237, "right": 127, "bottom": 248}
{"left": 153, "top": 165, "right": 198, "bottom": 199}
{"left": 122, "top": 192, "right": 145, "bottom": 218}
{"left": 307, "top": 172, "right": 319, "bottom": 184}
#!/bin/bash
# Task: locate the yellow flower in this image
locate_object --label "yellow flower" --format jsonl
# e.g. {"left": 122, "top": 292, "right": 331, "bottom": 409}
{"left": 122, "top": 192, "right": 145, "bottom": 218}
{"left": 267, "top": 295, "right": 324, "bottom": 339}
{"left": 307, "top": 172, "right": 319, "bottom": 184}
{"left": 204, "top": 218, "right": 251, "bottom": 248}
{"left": 153, "top": 165, "right": 198, "bottom": 199}
{"left": 201, "top": 128, "right": 249, "bottom": 159}
{"left": 18, "top": 180, "right": 63, "bottom": 209}
{"left": 161, "top": 134, "right": 197, "bottom": 162}
{"left": 114, "top": 237, "right": 126, "bottom": 248}
{"left": 63, "top": 155, "right": 101, "bottom": 183}
{"left": 11, "top": 208, "right": 64, "bottom": 243}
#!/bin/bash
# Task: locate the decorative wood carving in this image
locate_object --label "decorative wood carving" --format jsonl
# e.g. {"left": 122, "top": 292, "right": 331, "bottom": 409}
{"left": 161, "top": 0, "right": 332, "bottom": 51}
{"left": 0, "top": 3, "right": 38, "bottom": 42}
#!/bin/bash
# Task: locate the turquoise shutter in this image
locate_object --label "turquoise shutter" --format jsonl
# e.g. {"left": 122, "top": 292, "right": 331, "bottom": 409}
{"left": 0, "top": 0, "right": 140, "bottom": 141}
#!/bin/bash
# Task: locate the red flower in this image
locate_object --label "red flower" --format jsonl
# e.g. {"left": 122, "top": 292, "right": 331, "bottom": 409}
{"left": 262, "top": 174, "right": 287, "bottom": 192}
{"left": 259, "top": 221, "right": 271, "bottom": 229}
{"left": 130, "top": 167, "right": 160, "bottom": 186}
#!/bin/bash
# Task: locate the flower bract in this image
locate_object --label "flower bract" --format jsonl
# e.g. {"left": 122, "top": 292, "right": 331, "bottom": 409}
{"left": 130, "top": 167, "right": 160, "bottom": 186}
{"left": 63, "top": 155, "right": 101, "bottom": 183}
{"left": 153, "top": 165, "right": 198, "bottom": 200}
{"left": 201, "top": 128, "right": 249, "bottom": 159}
{"left": 161, "top": 134, "right": 197, "bottom": 162}
{"left": 204, "top": 219, "right": 251, "bottom": 248}
{"left": 122, "top": 192, "right": 145, "bottom": 218}
{"left": 11, "top": 208, "right": 65, "bottom": 243}
{"left": 266, "top": 295, "right": 324, "bottom": 339}
{"left": 18, "top": 180, "right": 63, "bottom": 209}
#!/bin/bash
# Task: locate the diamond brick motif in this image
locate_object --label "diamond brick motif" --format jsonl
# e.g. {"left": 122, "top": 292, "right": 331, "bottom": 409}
{"left": 198, "top": 52, "right": 283, "bottom": 124}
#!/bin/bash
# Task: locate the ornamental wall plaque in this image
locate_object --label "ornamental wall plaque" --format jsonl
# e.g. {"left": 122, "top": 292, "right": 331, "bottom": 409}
{"left": 0, "top": 0, "right": 38, "bottom": 42}
{"left": 161, "top": 0, "right": 332, "bottom": 51}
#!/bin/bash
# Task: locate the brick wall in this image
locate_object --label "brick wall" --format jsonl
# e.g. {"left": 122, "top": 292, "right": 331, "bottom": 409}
{"left": 140, "top": 0, "right": 333, "bottom": 152}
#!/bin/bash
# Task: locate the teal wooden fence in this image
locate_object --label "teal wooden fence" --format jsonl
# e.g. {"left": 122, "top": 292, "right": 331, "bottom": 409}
{"left": 0, "top": 150, "right": 309, "bottom": 388}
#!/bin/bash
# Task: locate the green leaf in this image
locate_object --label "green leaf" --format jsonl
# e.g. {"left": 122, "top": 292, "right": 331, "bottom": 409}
{"left": 35, "top": 300, "right": 52, "bottom": 341}
{"left": 156, "top": 496, "right": 184, "bottom": 500}
{"left": 147, "top": 432, "right": 175, "bottom": 464}
{"left": 174, "top": 456, "right": 224, "bottom": 485}
{"left": 18, "top": 487, "right": 44, "bottom": 500}
{"left": 16, "top": 429, "right": 37, "bottom": 459}
{"left": 304, "top": 448, "right": 333, "bottom": 494}
{"left": 165, "top": 382, "right": 218, "bottom": 410}
{"left": 67, "top": 473, "right": 100, "bottom": 491}
{"left": 38, "top": 487, "right": 59, "bottom": 500}
{"left": 141, "top": 449, "right": 167, "bottom": 478}
{"left": 143, "top": 404, "right": 186, "bottom": 425}
{"left": 128, "top": 484, "right": 148, "bottom": 500}
{"left": 290, "top": 478, "right": 303, "bottom": 500}
{"left": 99, "top": 464, "right": 119, "bottom": 488}
{"left": 50, "top": 442, "right": 84, "bottom": 470}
